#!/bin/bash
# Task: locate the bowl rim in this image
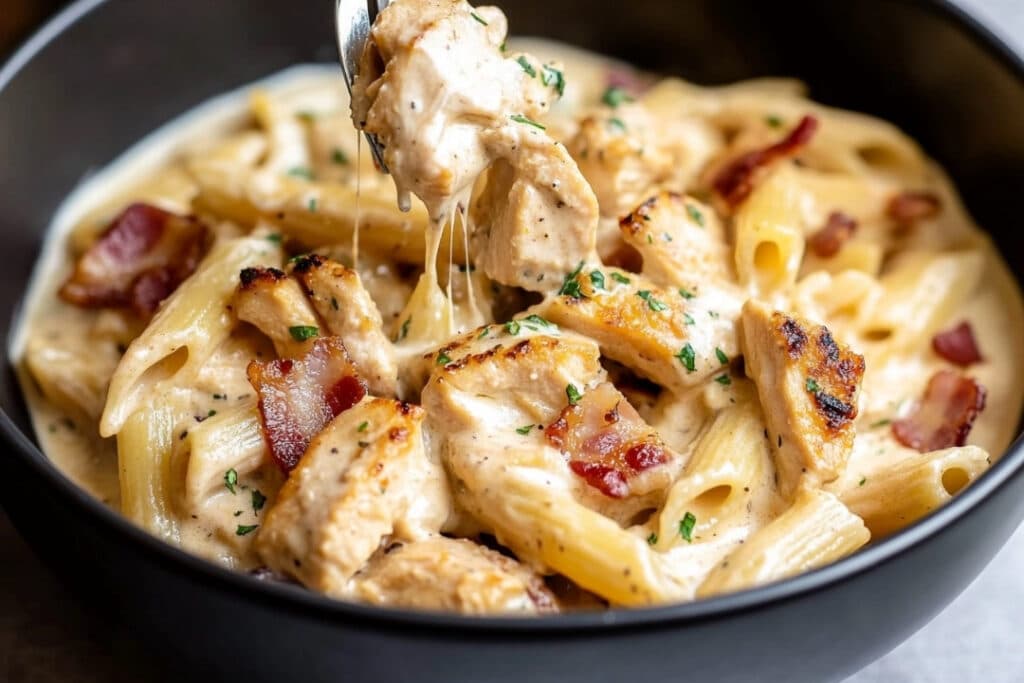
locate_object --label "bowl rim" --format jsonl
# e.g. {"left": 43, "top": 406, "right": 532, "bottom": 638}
{"left": 2, "top": 0, "right": 1024, "bottom": 637}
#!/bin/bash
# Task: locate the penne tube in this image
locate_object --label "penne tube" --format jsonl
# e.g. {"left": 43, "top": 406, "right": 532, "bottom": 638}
{"left": 117, "top": 401, "right": 180, "bottom": 543}
{"left": 183, "top": 402, "right": 266, "bottom": 509}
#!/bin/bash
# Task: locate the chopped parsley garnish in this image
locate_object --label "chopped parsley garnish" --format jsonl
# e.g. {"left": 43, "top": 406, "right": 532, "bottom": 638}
{"left": 478, "top": 327, "right": 490, "bottom": 339}
{"left": 207, "top": 410, "right": 217, "bottom": 418}
{"left": 589, "top": 270, "right": 606, "bottom": 290}
{"left": 287, "top": 166, "right": 314, "bottom": 180}
{"left": 471, "top": 11, "right": 489, "bottom": 25}
{"left": 715, "top": 347, "right": 729, "bottom": 366}
{"left": 610, "top": 272, "right": 631, "bottom": 285}
{"left": 357, "top": 421, "right": 369, "bottom": 432}
{"left": 686, "top": 204, "right": 705, "bottom": 227}
{"left": 662, "top": 232, "right": 673, "bottom": 242}
{"left": 500, "top": 40, "right": 507, "bottom": 52}
{"left": 224, "top": 469, "right": 238, "bottom": 494}
{"left": 558, "top": 261, "right": 586, "bottom": 298}
{"left": 516, "top": 424, "right": 534, "bottom": 435}
{"left": 708, "top": 310, "right": 720, "bottom": 319}
{"left": 683, "top": 313, "right": 695, "bottom": 326}
{"left": 679, "top": 287, "right": 696, "bottom": 300}
{"left": 566, "top": 383, "right": 582, "bottom": 406}
{"left": 601, "top": 86, "right": 634, "bottom": 108}
{"left": 437, "top": 351, "right": 452, "bottom": 366}
{"left": 289, "top": 325, "right": 319, "bottom": 342}
{"left": 676, "top": 344, "right": 696, "bottom": 372}
{"left": 647, "top": 532, "right": 658, "bottom": 546}
{"left": 647, "top": 234, "right": 654, "bottom": 244}
{"left": 331, "top": 148, "right": 349, "bottom": 165}
{"left": 541, "top": 65, "right": 566, "bottom": 97}
{"left": 357, "top": 441, "right": 370, "bottom": 448}
{"left": 505, "top": 320, "right": 521, "bottom": 335}
{"left": 637, "top": 290, "right": 667, "bottom": 312}
{"left": 805, "top": 377, "right": 820, "bottom": 393}
{"left": 679, "top": 512, "right": 697, "bottom": 543}
{"left": 859, "top": 477, "right": 867, "bottom": 486}
{"left": 521, "top": 314, "right": 554, "bottom": 331}
{"left": 398, "top": 317, "right": 411, "bottom": 341}
{"left": 870, "top": 418, "right": 892, "bottom": 429}
{"left": 266, "top": 233, "right": 283, "bottom": 243}
{"left": 511, "top": 113, "right": 546, "bottom": 130}
{"left": 516, "top": 56, "right": 537, "bottom": 78}
{"left": 331, "top": 296, "right": 339, "bottom": 311}
{"left": 608, "top": 117, "right": 627, "bottom": 133}
{"left": 236, "top": 524, "right": 259, "bottom": 537}
{"left": 714, "top": 373, "right": 732, "bottom": 386}
{"left": 307, "top": 197, "right": 318, "bottom": 212}
{"left": 766, "top": 114, "right": 784, "bottom": 128}
{"left": 251, "top": 489, "right": 267, "bottom": 513}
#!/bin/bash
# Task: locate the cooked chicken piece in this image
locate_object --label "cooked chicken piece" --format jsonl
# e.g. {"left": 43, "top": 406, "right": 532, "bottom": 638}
{"left": 353, "top": 537, "right": 557, "bottom": 614}
{"left": 740, "top": 301, "right": 865, "bottom": 497}
{"left": 290, "top": 254, "right": 398, "bottom": 396}
{"left": 352, "top": 0, "right": 598, "bottom": 292}
{"left": 255, "top": 398, "right": 450, "bottom": 596}
{"left": 619, "top": 191, "right": 735, "bottom": 290}
{"left": 540, "top": 266, "right": 741, "bottom": 394}
{"left": 233, "top": 266, "right": 321, "bottom": 358}
{"left": 568, "top": 104, "right": 718, "bottom": 218}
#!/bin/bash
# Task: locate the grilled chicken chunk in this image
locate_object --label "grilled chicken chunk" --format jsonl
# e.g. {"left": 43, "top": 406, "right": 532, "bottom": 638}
{"left": 353, "top": 537, "right": 557, "bottom": 614}
{"left": 233, "top": 266, "right": 321, "bottom": 358}
{"left": 740, "top": 301, "right": 865, "bottom": 496}
{"left": 290, "top": 254, "right": 398, "bottom": 397}
{"left": 541, "top": 267, "right": 740, "bottom": 394}
{"left": 619, "top": 191, "right": 735, "bottom": 290}
{"left": 255, "top": 398, "right": 450, "bottom": 596}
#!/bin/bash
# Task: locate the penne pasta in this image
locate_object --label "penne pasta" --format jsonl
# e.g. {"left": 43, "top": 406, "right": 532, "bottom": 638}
{"left": 117, "top": 401, "right": 180, "bottom": 543}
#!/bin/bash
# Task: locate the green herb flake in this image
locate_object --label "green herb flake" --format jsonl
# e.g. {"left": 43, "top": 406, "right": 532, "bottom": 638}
{"left": 287, "top": 166, "right": 314, "bottom": 181}
{"left": 478, "top": 327, "right": 490, "bottom": 339}
{"left": 505, "top": 320, "right": 521, "bottom": 335}
{"left": 686, "top": 204, "right": 705, "bottom": 227}
{"left": 683, "top": 313, "right": 695, "bottom": 326}
{"left": 859, "top": 477, "right": 867, "bottom": 487}
{"left": 251, "top": 489, "right": 267, "bottom": 513}
{"left": 522, "top": 314, "right": 554, "bottom": 330}
{"left": 471, "top": 11, "right": 489, "bottom": 25}
{"left": 266, "top": 233, "right": 283, "bottom": 243}
{"left": 541, "top": 65, "right": 566, "bottom": 97}
{"left": 357, "top": 421, "right": 369, "bottom": 433}
{"left": 307, "top": 197, "right": 318, "bottom": 212}
{"left": 637, "top": 290, "right": 667, "bottom": 312}
{"left": 715, "top": 348, "right": 729, "bottom": 366}
{"left": 357, "top": 441, "right": 370, "bottom": 448}
{"left": 766, "top": 114, "right": 784, "bottom": 128}
{"left": 870, "top": 418, "right": 892, "bottom": 429}
{"left": 236, "top": 524, "right": 259, "bottom": 537}
{"left": 398, "top": 317, "right": 411, "bottom": 341}
{"left": 516, "top": 424, "right": 534, "bottom": 435}
{"left": 608, "top": 117, "right": 627, "bottom": 133}
{"left": 511, "top": 113, "right": 546, "bottom": 130}
{"left": 676, "top": 343, "right": 696, "bottom": 372}
{"left": 708, "top": 310, "right": 720, "bottom": 319}
{"left": 289, "top": 325, "right": 319, "bottom": 342}
{"left": 714, "top": 373, "right": 732, "bottom": 386}
{"left": 558, "top": 261, "right": 586, "bottom": 299}
{"left": 566, "top": 383, "right": 582, "bottom": 406}
{"left": 647, "top": 532, "right": 658, "bottom": 546}
{"left": 662, "top": 232, "right": 673, "bottom": 242}
{"left": 500, "top": 40, "right": 507, "bottom": 52}
{"left": 224, "top": 469, "right": 238, "bottom": 495}
{"left": 679, "top": 512, "right": 697, "bottom": 543}
{"left": 601, "top": 86, "right": 634, "bottom": 108}
{"left": 515, "top": 56, "right": 537, "bottom": 78}
{"left": 805, "top": 377, "right": 820, "bottom": 394}
{"left": 590, "top": 270, "right": 606, "bottom": 290}
{"left": 437, "top": 351, "right": 452, "bottom": 366}
{"left": 679, "top": 287, "right": 696, "bottom": 300}
{"left": 207, "top": 409, "right": 217, "bottom": 418}
{"left": 610, "top": 272, "right": 631, "bottom": 285}
{"left": 331, "top": 147, "right": 349, "bottom": 165}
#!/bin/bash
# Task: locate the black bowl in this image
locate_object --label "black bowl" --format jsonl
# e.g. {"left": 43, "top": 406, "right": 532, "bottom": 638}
{"left": 2, "top": 1, "right": 1023, "bottom": 681}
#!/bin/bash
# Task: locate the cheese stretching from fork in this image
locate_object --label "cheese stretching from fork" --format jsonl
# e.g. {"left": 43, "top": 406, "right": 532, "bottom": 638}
{"left": 351, "top": 0, "right": 599, "bottom": 297}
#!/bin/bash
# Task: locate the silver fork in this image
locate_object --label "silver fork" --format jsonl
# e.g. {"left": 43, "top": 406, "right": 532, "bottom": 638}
{"left": 336, "top": 0, "right": 390, "bottom": 173}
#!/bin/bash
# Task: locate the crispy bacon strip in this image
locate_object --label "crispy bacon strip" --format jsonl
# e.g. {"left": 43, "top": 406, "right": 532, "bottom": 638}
{"left": 247, "top": 337, "right": 368, "bottom": 472}
{"left": 807, "top": 211, "right": 858, "bottom": 258}
{"left": 932, "top": 321, "right": 983, "bottom": 366}
{"left": 545, "top": 382, "right": 666, "bottom": 498}
{"left": 886, "top": 191, "right": 941, "bottom": 226}
{"left": 892, "top": 370, "right": 986, "bottom": 452}
{"left": 712, "top": 115, "right": 819, "bottom": 208}
{"left": 59, "top": 203, "right": 208, "bottom": 317}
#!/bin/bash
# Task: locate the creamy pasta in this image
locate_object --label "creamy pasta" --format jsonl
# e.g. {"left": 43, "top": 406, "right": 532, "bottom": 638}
{"left": 12, "top": 0, "right": 1024, "bottom": 613}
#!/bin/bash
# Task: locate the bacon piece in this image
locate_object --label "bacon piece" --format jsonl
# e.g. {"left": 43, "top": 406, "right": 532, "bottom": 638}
{"left": 544, "top": 382, "right": 666, "bottom": 498}
{"left": 886, "top": 191, "right": 941, "bottom": 226}
{"left": 247, "top": 337, "right": 367, "bottom": 472}
{"left": 712, "top": 115, "right": 819, "bottom": 208}
{"left": 59, "top": 203, "right": 208, "bottom": 317}
{"left": 807, "top": 211, "right": 858, "bottom": 258}
{"left": 932, "top": 321, "right": 983, "bottom": 366}
{"left": 892, "top": 370, "right": 986, "bottom": 452}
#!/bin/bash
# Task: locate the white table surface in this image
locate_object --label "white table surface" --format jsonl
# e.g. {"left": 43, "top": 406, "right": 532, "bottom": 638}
{"left": 848, "top": 1, "right": 1024, "bottom": 681}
